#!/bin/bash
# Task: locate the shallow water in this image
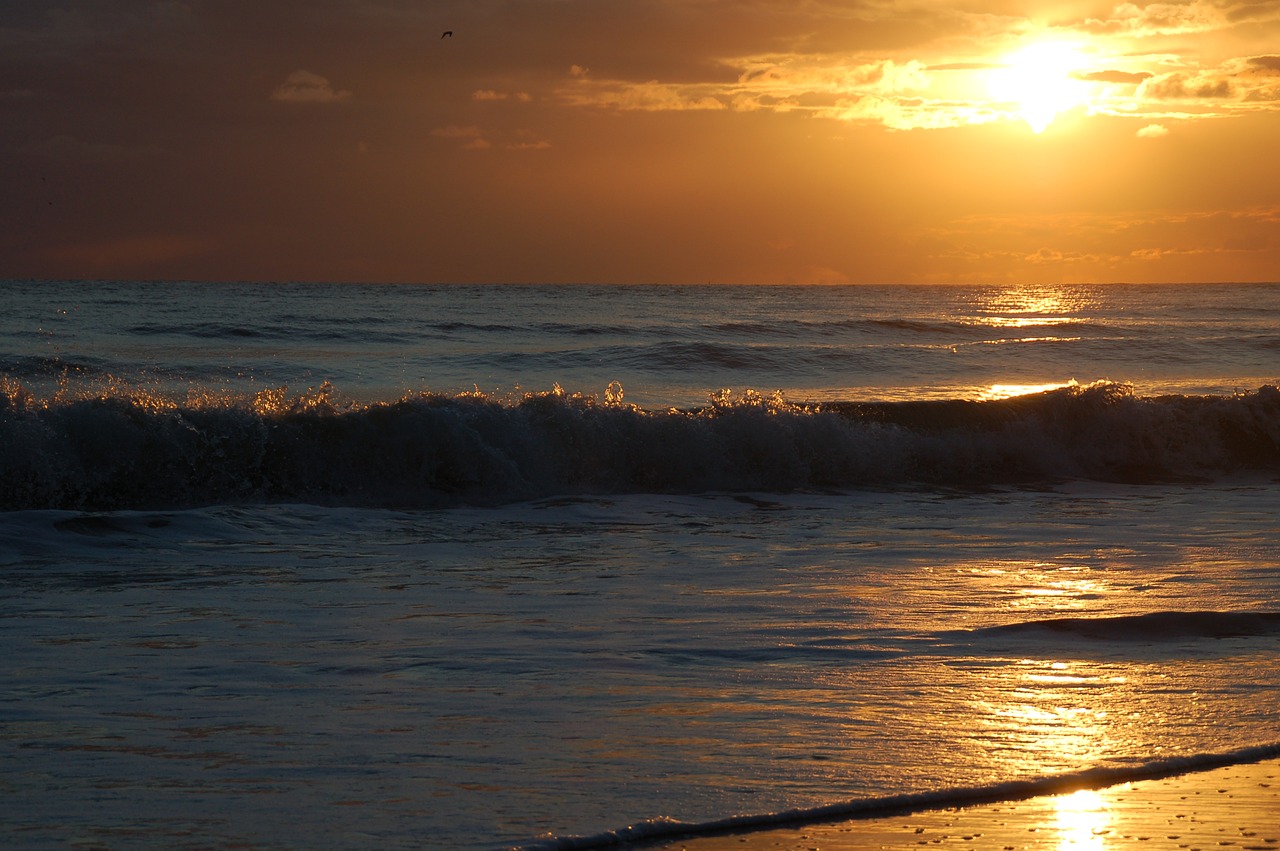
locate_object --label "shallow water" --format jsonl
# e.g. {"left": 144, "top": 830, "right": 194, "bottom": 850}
{"left": 4, "top": 485, "right": 1279, "bottom": 848}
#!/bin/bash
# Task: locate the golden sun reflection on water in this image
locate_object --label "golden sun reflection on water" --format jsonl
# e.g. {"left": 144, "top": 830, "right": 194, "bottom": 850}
{"left": 974, "top": 287, "right": 1096, "bottom": 318}
{"left": 978, "top": 316, "right": 1086, "bottom": 329}
{"left": 1053, "top": 788, "right": 1113, "bottom": 850}
{"left": 980, "top": 381, "right": 1075, "bottom": 400}
{"left": 977, "top": 657, "right": 1120, "bottom": 768}
{"left": 970, "top": 560, "right": 1111, "bottom": 614}
{"left": 964, "top": 287, "right": 1102, "bottom": 400}
{"left": 968, "top": 286, "right": 1101, "bottom": 330}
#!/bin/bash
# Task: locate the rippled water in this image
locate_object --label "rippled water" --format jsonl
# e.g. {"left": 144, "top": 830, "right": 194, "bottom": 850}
{"left": 5, "top": 281, "right": 1277, "bottom": 407}
{"left": 2, "top": 281, "right": 1278, "bottom": 849}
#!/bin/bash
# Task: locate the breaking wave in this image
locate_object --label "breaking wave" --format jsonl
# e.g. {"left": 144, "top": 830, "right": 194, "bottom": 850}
{"left": 510, "top": 742, "right": 1280, "bottom": 850}
{"left": 2, "top": 380, "right": 1278, "bottom": 511}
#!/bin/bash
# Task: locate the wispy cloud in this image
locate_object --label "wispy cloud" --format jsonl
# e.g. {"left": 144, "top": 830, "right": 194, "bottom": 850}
{"left": 271, "top": 70, "right": 351, "bottom": 104}
{"left": 472, "top": 90, "right": 532, "bottom": 103}
{"left": 557, "top": 64, "right": 729, "bottom": 112}
{"left": 431, "top": 124, "right": 490, "bottom": 150}
{"left": 431, "top": 124, "right": 549, "bottom": 152}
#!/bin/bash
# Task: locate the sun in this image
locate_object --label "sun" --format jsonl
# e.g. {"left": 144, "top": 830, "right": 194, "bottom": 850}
{"left": 987, "top": 41, "right": 1093, "bottom": 133}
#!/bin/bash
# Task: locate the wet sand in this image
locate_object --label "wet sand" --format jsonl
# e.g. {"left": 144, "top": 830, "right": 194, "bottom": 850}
{"left": 650, "top": 759, "right": 1280, "bottom": 851}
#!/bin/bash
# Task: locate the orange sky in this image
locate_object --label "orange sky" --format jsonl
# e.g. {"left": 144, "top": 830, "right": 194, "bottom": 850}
{"left": 3, "top": 1, "right": 1279, "bottom": 284}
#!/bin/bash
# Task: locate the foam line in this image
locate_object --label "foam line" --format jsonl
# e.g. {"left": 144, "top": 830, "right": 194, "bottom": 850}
{"left": 510, "top": 742, "right": 1280, "bottom": 850}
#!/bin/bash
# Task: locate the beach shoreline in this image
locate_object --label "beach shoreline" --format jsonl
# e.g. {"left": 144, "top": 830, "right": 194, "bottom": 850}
{"left": 645, "top": 759, "right": 1280, "bottom": 851}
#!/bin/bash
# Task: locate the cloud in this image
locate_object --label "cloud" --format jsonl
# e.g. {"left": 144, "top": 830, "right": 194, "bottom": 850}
{"left": 558, "top": 54, "right": 957, "bottom": 128}
{"left": 1082, "top": 1, "right": 1231, "bottom": 36}
{"left": 1228, "top": 54, "right": 1280, "bottom": 100}
{"left": 1138, "top": 72, "right": 1232, "bottom": 99}
{"left": 537, "top": 6, "right": 1275, "bottom": 130}
{"left": 431, "top": 124, "right": 490, "bottom": 149}
{"left": 845, "top": 59, "right": 931, "bottom": 92}
{"left": 1024, "top": 247, "right": 1100, "bottom": 265}
{"left": 817, "top": 95, "right": 999, "bottom": 130}
{"left": 559, "top": 77, "right": 727, "bottom": 112}
{"left": 731, "top": 55, "right": 931, "bottom": 99}
{"left": 270, "top": 70, "right": 351, "bottom": 104}
{"left": 1242, "top": 85, "right": 1280, "bottom": 102}
{"left": 431, "top": 125, "right": 547, "bottom": 151}
{"left": 1137, "top": 123, "right": 1170, "bottom": 137}
{"left": 551, "top": 33, "right": 1278, "bottom": 133}
{"left": 1247, "top": 55, "right": 1280, "bottom": 72}
{"left": 472, "top": 89, "right": 532, "bottom": 102}
{"left": 927, "top": 62, "right": 998, "bottom": 72}
{"left": 1073, "top": 70, "right": 1153, "bottom": 84}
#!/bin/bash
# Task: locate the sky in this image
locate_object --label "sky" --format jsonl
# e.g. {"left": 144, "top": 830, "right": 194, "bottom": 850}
{"left": 2, "top": 0, "right": 1279, "bottom": 284}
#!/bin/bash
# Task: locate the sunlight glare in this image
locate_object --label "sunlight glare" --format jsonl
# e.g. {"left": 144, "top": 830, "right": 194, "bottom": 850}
{"left": 1054, "top": 788, "right": 1112, "bottom": 850}
{"left": 981, "top": 382, "right": 1074, "bottom": 399}
{"left": 987, "top": 42, "right": 1093, "bottom": 133}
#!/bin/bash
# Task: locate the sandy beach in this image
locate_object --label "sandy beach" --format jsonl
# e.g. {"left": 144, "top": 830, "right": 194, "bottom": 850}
{"left": 649, "top": 759, "right": 1280, "bottom": 851}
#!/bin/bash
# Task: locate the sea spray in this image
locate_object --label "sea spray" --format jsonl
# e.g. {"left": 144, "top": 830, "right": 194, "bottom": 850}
{"left": 2, "top": 379, "right": 1278, "bottom": 510}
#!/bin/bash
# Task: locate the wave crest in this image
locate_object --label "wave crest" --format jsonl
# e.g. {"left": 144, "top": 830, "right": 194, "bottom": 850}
{"left": 2, "top": 381, "right": 1278, "bottom": 510}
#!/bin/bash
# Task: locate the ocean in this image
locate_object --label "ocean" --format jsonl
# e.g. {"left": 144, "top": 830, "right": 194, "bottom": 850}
{"left": 2, "top": 280, "right": 1278, "bottom": 849}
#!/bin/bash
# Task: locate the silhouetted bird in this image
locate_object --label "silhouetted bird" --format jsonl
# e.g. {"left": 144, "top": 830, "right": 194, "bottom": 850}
{"left": 441, "top": 30, "right": 452, "bottom": 38}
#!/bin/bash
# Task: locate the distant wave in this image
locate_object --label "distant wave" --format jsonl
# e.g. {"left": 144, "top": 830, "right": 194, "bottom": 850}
{"left": 126, "top": 321, "right": 412, "bottom": 344}
{"left": 511, "top": 742, "right": 1280, "bottom": 850}
{"left": 974, "top": 610, "right": 1280, "bottom": 641}
{"left": 526, "top": 340, "right": 902, "bottom": 373}
{"left": 1, "top": 381, "right": 1277, "bottom": 511}
{"left": 0, "top": 354, "right": 111, "bottom": 380}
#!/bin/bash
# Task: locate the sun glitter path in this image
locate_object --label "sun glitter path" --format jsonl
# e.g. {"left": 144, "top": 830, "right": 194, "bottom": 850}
{"left": 649, "top": 760, "right": 1280, "bottom": 851}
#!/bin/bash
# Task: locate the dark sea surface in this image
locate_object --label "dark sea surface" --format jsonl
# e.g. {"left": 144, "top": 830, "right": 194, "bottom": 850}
{"left": 2, "top": 281, "right": 1278, "bottom": 848}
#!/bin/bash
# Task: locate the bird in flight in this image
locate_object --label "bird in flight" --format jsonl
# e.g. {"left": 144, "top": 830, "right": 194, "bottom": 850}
{"left": 441, "top": 30, "right": 453, "bottom": 38}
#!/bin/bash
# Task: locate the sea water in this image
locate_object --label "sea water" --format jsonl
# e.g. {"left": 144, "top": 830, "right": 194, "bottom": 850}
{"left": 1, "top": 281, "right": 1278, "bottom": 849}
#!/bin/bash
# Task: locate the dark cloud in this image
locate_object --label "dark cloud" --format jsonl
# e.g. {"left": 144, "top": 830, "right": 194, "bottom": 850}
{"left": 1226, "top": 0, "right": 1280, "bottom": 23}
{"left": 1248, "top": 55, "right": 1280, "bottom": 72}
